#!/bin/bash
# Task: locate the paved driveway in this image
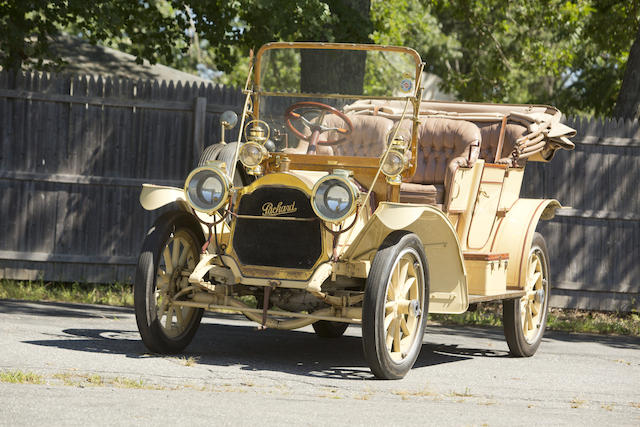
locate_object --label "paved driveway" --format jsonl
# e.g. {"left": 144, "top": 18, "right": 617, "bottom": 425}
{"left": 0, "top": 300, "right": 638, "bottom": 426}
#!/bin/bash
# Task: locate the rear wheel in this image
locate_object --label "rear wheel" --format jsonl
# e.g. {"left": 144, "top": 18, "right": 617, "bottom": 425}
{"left": 312, "top": 321, "right": 348, "bottom": 338}
{"left": 134, "top": 214, "right": 204, "bottom": 353}
{"left": 503, "top": 232, "right": 550, "bottom": 357}
{"left": 362, "top": 232, "right": 428, "bottom": 380}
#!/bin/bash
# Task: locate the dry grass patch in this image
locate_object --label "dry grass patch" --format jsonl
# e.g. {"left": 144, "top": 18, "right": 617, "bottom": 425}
{"left": 0, "top": 370, "right": 44, "bottom": 384}
{"left": 449, "top": 387, "right": 473, "bottom": 398}
{"left": 570, "top": 398, "right": 586, "bottom": 408}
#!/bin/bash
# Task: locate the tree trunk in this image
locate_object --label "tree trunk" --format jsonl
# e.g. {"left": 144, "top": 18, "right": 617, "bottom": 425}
{"left": 300, "top": 0, "right": 371, "bottom": 95}
{"left": 613, "top": 23, "right": 640, "bottom": 119}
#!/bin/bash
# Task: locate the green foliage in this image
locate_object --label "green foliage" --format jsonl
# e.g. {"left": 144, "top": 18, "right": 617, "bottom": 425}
{"left": 2, "top": 0, "right": 638, "bottom": 115}
{"left": 371, "top": 0, "right": 640, "bottom": 116}
{"left": 0, "top": 0, "right": 188, "bottom": 71}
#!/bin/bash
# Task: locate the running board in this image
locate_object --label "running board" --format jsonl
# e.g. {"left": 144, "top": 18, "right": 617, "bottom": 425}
{"left": 468, "top": 289, "right": 525, "bottom": 304}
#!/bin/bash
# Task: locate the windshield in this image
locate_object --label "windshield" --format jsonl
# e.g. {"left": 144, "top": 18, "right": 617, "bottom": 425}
{"left": 252, "top": 44, "right": 421, "bottom": 158}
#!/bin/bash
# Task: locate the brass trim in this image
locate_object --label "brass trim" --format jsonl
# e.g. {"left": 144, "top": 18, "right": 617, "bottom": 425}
{"left": 253, "top": 91, "right": 414, "bottom": 102}
{"left": 311, "top": 173, "right": 359, "bottom": 223}
{"left": 183, "top": 165, "right": 231, "bottom": 214}
{"left": 234, "top": 214, "right": 317, "bottom": 222}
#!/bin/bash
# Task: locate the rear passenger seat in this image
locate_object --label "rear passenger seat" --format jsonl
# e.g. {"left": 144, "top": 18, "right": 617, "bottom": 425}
{"left": 400, "top": 118, "right": 481, "bottom": 208}
{"left": 475, "top": 121, "right": 528, "bottom": 166}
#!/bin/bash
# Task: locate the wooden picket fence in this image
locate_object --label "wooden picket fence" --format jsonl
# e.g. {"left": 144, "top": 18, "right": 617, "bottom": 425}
{"left": 0, "top": 70, "right": 638, "bottom": 311}
{"left": 522, "top": 116, "right": 640, "bottom": 311}
{"left": 0, "top": 71, "right": 243, "bottom": 284}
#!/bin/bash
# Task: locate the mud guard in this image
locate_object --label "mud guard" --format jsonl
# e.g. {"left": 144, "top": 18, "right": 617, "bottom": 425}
{"left": 489, "top": 199, "right": 561, "bottom": 288}
{"left": 344, "top": 202, "right": 469, "bottom": 314}
{"left": 140, "top": 184, "right": 189, "bottom": 211}
{"left": 139, "top": 184, "right": 222, "bottom": 238}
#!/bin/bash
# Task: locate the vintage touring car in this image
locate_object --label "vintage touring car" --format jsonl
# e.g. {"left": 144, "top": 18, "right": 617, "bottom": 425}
{"left": 134, "top": 42, "right": 575, "bottom": 379}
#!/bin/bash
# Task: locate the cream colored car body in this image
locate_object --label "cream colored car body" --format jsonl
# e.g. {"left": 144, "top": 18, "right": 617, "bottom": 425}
{"left": 139, "top": 41, "right": 575, "bottom": 331}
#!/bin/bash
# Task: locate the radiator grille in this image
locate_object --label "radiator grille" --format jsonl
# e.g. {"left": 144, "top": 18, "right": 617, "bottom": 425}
{"left": 232, "top": 186, "right": 322, "bottom": 269}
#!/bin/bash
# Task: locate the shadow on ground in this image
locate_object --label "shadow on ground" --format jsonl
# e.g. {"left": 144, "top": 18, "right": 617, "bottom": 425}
{"left": 13, "top": 299, "right": 640, "bottom": 380}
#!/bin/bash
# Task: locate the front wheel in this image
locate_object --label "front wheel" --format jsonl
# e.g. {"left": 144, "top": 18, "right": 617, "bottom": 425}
{"left": 503, "top": 232, "right": 550, "bottom": 357}
{"left": 362, "top": 232, "right": 429, "bottom": 380}
{"left": 134, "top": 213, "right": 204, "bottom": 353}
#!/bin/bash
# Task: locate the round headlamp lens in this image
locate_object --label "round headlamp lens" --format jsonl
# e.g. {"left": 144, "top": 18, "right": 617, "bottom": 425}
{"left": 312, "top": 176, "right": 357, "bottom": 222}
{"left": 325, "top": 185, "right": 350, "bottom": 213}
{"left": 186, "top": 168, "right": 229, "bottom": 212}
{"left": 239, "top": 142, "right": 266, "bottom": 167}
{"left": 381, "top": 150, "right": 406, "bottom": 177}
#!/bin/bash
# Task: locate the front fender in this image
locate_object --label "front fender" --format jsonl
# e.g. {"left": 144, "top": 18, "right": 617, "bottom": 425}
{"left": 344, "top": 202, "right": 468, "bottom": 314}
{"left": 139, "top": 184, "right": 189, "bottom": 212}
{"left": 489, "top": 199, "right": 561, "bottom": 288}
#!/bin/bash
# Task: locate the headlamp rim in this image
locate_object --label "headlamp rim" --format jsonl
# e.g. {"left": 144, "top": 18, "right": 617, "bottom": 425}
{"left": 311, "top": 174, "right": 359, "bottom": 223}
{"left": 183, "top": 166, "right": 231, "bottom": 214}
{"left": 380, "top": 147, "right": 408, "bottom": 178}
{"left": 239, "top": 141, "right": 268, "bottom": 168}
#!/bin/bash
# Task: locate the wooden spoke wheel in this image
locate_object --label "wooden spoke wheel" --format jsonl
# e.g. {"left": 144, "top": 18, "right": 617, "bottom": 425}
{"left": 503, "top": 232, "right": 550, "bottom": 357}
{"left": 135, "top": 213, "right": 204, "bottom": 353}
{"left": 362, "top": 232, "right": 428, "bottom": 379}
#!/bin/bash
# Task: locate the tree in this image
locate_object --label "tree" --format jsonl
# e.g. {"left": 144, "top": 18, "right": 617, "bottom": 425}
{"left": 371, "top": 0, "right": 640, "bottom": 117}
{"left": 3, "top": 0, "right": 640, "bottom": 118}
{"left": 0, "top": 0, "right": 188, "bottom": 71}
{"left": 613, "top": 20, "right": 640, "bottom": 119}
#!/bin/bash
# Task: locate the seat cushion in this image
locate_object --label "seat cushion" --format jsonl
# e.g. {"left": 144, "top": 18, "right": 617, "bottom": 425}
{"left": 399, "top": 183, "right": 445, "bottom": 205}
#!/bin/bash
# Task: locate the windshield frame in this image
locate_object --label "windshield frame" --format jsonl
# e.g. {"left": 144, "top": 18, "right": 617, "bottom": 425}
{"left": 246, "top": 42, "right": 424, "bottom": 181}
{"left": 253, "top": 42, "right": 424, "bottom": 101}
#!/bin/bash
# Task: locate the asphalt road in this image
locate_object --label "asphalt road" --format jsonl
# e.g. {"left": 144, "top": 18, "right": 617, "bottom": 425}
{"left": 0, "top": 299, "right": 638, "bottom": 426}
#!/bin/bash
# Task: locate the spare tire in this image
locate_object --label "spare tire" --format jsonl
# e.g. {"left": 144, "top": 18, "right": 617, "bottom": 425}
{"left": 197, "top": 142, "right": 252, "bottom": 187}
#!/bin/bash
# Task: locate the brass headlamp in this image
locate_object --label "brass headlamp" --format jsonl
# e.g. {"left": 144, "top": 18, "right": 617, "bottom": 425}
{"left": 184, "top": 161, "right": 231, "bottom": 214}
{"left": 380, "top": 135, "right": 410, "bottom": 184}
{"left": 239, "top": 120, "right": 270, "bottom": 175}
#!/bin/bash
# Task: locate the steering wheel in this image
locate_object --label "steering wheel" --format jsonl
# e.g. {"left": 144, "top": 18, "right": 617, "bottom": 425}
{"left": 285, "top": 101, "right": 353, "bottom": 154}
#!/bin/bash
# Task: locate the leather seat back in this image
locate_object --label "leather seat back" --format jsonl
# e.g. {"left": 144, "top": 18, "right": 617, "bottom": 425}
{"left": 476, "top": 121, "right": 528, "bottom": 166}
{"left": 325, "top": 114, "right": 395, "bottom": 157}
{"left": 410, "top": 118, "right": 481, "bottom": 186}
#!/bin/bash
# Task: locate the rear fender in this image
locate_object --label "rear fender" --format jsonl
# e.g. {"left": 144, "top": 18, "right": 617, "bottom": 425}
{"left": 489, "top": 199, "right": 560, "bottom": 288}
{"left": 344, "top": 202, "right": 468, "bottom": 314}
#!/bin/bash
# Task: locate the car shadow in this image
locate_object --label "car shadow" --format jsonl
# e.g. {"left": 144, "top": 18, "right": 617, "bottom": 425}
{"left": 23, "top": 318, "right": 510, "bottom": 381}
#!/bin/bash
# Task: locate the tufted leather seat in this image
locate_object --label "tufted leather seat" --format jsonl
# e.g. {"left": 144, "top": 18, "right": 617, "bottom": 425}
{"left": 285, "top": 114, "right": 394, "bottom": 157}
{"left": 476, "top": 121, "right": 528, "bottom": 166}
{"left": 328, "top": 114, "right": 395, "bottom": 157}
{"left": 400, "top": 118, "right": 481, "bottom": 207}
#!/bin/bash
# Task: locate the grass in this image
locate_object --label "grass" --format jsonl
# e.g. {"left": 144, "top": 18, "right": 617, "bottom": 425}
{"left": 1, "top": 279, "right": 638, "bottom": 336}
{"left": 430, "top": 303, "right": 640, "bottom": 337}
{"left": 0, "top": 370, "right": 45, "bottom": 384}
{"left": 0, "top": 278, "right": 134, "bottom": 307}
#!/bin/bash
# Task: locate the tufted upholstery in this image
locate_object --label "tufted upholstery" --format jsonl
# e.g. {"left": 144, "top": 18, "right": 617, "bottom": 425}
{"left": 286, "top": 114, "right": 394, "bottom": 157}
{"left": 399, "top": 118, "right": 481, "bottom": 207}
{"left": 328, "top": 114, "right": 395, "bottom": 157}
{"left": 476, "top": 121, "right": 528, "bottom": 166}
{"left": 409, "top": 118, "right": 481, "bottom": 185}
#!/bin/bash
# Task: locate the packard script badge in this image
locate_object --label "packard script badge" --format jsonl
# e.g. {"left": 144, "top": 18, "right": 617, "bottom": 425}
{"left": 261, "top": 201, "right": 297, "bottom": 216}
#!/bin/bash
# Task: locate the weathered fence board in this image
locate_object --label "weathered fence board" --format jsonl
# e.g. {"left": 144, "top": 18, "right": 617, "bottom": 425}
{"left": 522, "top": 116, "right": 640, "bottom": 311}
{"left": 0, "top": 70, "right": 242, "bottom": 284}
{"left": 1, "top": 70, "right": 638, "bottom": 311}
